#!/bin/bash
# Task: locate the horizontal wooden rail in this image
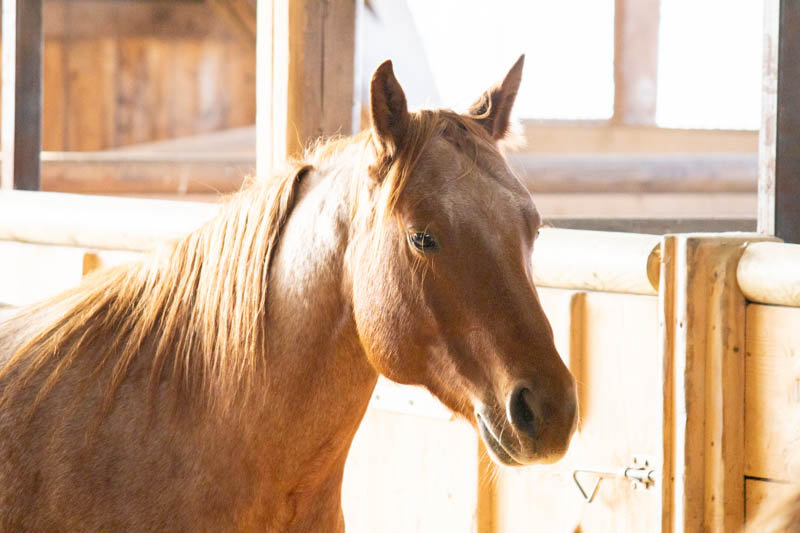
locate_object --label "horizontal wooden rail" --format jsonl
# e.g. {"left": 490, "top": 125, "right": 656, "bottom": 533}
{"left": 509, "top": 153, "right": 757, "bottom": 194}
{"left": 532, "top": 228, "right": 661, "bottom": 295}
{"left": 40, "top": 152, "right": 254, "bottom": 195}
{"left": 0, "top": 150, "right": 759, "bottom": 196}
{"left": 737, "top": 241, "right": 800, "bottom": 307}
{"left": 1, "top": 192, "right": 662, "bottom": 295}
{"left": 0, "top": 191, "right": 218, "bottom": 251}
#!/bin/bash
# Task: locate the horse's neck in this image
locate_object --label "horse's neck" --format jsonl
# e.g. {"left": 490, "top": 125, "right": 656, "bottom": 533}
{"left": 254, "top": 157, "right": 378, "bottom": 518}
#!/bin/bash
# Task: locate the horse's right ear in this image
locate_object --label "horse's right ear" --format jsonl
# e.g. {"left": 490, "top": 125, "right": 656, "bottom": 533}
{"left": 370, "top": 60, "right": 409, "bottom": 156}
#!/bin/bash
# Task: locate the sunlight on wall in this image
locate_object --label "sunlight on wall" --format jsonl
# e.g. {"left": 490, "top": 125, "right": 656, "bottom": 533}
{"left": 656, "top": 0, "right": 763, "bottom": 130}
{"left": 403, "top": 0, "right": 615, "bottom": 120}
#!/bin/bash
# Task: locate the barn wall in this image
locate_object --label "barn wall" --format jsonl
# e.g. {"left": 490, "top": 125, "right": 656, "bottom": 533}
{"left": 3, "top": 0, "right": 256, "bottom": 151}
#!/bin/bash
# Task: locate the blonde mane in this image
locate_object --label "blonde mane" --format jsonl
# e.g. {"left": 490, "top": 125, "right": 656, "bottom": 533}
{"left": 0, "top": 110, "right": 492, "bottom": 416}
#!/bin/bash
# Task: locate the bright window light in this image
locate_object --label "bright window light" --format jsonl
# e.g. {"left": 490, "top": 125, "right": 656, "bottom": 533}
{"left": 656, "top": 0, "right": 763, "bottom": 130}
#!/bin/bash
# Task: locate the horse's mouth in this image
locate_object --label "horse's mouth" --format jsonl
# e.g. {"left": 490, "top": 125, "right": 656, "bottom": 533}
{"left": 476, "top": 414, "right": 523, "bottom": 466}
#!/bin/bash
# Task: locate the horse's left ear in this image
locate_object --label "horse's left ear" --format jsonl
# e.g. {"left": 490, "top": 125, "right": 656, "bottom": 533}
{"left": 370, "top": 60, "right": 410, "bottom": 156}
{"left": 468, "top": 55, "right": 525, "bottom": 141}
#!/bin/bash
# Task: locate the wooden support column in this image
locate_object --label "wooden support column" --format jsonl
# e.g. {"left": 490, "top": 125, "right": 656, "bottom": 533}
{"left": 1, "top": 0, "right": 43, "bottom": 190}
{"left": 759, "top": 0, "right": 800, "bottom": 243}
{"left": 256, "top": 0, "right": 359, "bottom": 181}
{"left": 660, "top": 234, "right": 777, "bottom": 533}
{"left": 612, "top": 0, "right": 660, "bottom": 125}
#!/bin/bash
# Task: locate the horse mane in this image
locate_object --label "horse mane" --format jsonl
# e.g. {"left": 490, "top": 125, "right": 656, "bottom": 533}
{"left": 0, "top": 110, "right": 492, "bottom": 417}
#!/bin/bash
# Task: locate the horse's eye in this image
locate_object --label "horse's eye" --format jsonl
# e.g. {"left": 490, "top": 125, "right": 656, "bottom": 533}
{"left": 409, "top": 231, "right": 437, "bottom": 251}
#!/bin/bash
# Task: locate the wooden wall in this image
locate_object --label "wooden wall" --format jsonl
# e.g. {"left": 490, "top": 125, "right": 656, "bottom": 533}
{"left": 4, "top": 0, "right": 256, "bottom": 151}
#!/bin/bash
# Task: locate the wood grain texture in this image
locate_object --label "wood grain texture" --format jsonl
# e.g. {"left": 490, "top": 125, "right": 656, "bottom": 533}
{"left": 531, "top": 228, "right": 661, "bottom": 295}
{"left": 258, "top": 0, "right": 356, "bottom": 179}
{"left": 745, "top": 303, "right": 800, "bottom": 481}
{"left": 42, "top": 39, "right": 65, "bottom": 151}
{"left": 738, "top": 241, "right": 800, "bottom": 307}
{"left": 490, "top": 291, "right": 662, "bottom": 533}
{"left": 659, "top": 234, "right": 773, "bottom": 533}
{"left": 745, "top": 479, "right": 797, "bottom": 525}
{"left": 65, "top": 38, "right": 116, "bottom": 151}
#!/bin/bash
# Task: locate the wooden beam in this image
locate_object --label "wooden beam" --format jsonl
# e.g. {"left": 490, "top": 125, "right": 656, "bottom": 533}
{"left": 759, "top": 0, "right": 800, "bottom": 243}
{"left": 612, "top": 0, "right": 660, "bottom": 125}
{"left": 207, "top": 0, "right": 256, "bottom": 50}
{"left": 257, "top": 0, "right": 358, "bottom": 179}
{"left": 1, "top": 0, "right": 43, "bottom": 190}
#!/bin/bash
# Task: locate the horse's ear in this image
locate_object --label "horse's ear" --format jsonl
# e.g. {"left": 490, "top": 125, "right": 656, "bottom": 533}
{"left": 370, "top": 60, "right": 410, "bottom": 155}
{"left": 468, "top": 55, "right": 525, "bottom": 141}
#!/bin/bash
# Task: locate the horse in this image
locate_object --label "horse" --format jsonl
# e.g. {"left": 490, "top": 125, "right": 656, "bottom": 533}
{"left": 0, "top": 56, "right": 577, "bottom": 531}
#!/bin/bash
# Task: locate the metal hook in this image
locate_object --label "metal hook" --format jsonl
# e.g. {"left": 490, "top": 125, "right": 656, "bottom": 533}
{"left": 572, "top": 469, "right": 603, "bottom": 503}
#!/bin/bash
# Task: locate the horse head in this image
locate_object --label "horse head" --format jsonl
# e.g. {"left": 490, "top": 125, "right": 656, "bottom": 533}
{"left": 348, "top": 56, "right": 578, "bottom": 465}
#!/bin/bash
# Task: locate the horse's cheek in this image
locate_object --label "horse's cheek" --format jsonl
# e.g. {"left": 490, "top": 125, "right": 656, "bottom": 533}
{"left": 351, "top": 265, "right": 413, "bottom": 380}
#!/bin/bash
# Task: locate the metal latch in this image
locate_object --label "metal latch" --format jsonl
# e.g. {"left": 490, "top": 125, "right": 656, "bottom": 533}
{"left": 572, "top": 455, "right": 657, "bottom": 503}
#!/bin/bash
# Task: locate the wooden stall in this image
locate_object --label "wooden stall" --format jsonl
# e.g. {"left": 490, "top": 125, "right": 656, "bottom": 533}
{"left": 4, "top": 194, "right": 797, "bottom": 532}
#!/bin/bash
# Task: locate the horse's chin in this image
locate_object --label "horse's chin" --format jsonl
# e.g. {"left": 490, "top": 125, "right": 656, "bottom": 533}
{"left": 476, "top": 413, "right": 566, "bottom": 467}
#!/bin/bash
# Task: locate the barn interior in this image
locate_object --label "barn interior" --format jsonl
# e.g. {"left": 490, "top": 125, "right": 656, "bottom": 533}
{"left": 1, "top": 1, "right": 799, "bottom": 532}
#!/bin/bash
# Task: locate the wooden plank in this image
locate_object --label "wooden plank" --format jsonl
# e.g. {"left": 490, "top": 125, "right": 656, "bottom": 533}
{"left": 169, "top": 40, "right": 202, "bottom": 139}
{"left": 510, "top": 153, "right": 757, "bottom": 194}
{"left": 758, "top": 0, "right": 800, "bottom": 243}
{"left": 745, "top": 479, "right": 800, "bottom": 530}
{"left": 342, "top": 410, "right": 479, "bottom": 533}
{"left": 224, "top": 41, "right": 256, "bottom": 128}
{"left": 257, "top": 0, "right": 356, "bottom": 179}
{"left": 207, "top": 0, "right": 256, "bottom": 49}
{"left": 737, "top": 241, "right": 800, "bottom": 307}
{"left": 660, "top": 235, "right": 772, "bottom": 532}
{"left": 44, "top": 1, "right": 229, "bottom": 40}
{"left": 532, "top": 228, "right": 661, "bottom": 295}
{"left": 521, "top": 122, "right": 757, "bottom": 154}
{"left": 491, "top": 292, "right": 662, "bottom": 532}
{"left": 39, "top": 152, "right": 253, "bottom": 195}
{"left": 26, "top": 149, "right": 762, "bottom": 196}
{"left": 65, "top": 38, "right": 116, "bottom": 151}
{"left": 0, "top": 191, "right": 218, "bottom": 251}
{"left": 42, "top": 39, "right": 65, "bottom": 151}
{"left": 1, "top": 0, "right": 43, "bottom": 190}
{"left": 613, "top": 0, "right": 660, "bottom": 125}
{"left": 547, "top": 217, "right": 756, "bottom": 235}
{"left": 744, "top": 303, "right": 800, "bottom": 481}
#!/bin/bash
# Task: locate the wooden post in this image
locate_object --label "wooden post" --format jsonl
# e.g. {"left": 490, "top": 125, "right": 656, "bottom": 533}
{"left": 759, "top": 0, "right": 800, "bottom": 243}
{"left": 1, "top": 0, "right": 43, "bottom": 191}
{"left": 660, "top": 234, "right": 777, "bottom": 533}
{"left": 256, "top": 0, "right": 358, "bottom": 181}
{"left": 612, "top": 0, "right": 660, "bottom": 125}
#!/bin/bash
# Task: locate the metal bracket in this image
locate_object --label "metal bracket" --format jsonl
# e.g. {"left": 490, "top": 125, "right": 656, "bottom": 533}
{"left": 572, "top": 455, "right": 656, "bottom": 503}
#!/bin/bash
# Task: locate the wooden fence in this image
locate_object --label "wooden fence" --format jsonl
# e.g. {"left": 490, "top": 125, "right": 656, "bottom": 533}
{"left": 2, "top": 191, "right": 797, "bottom": 531}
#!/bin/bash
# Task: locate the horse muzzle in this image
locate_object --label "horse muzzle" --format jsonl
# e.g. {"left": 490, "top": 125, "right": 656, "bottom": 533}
{"left": 475, "top": 379, "right": 578, "bottom": 466}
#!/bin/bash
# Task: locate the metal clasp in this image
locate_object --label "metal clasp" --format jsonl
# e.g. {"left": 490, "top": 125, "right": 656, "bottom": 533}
{"left": 572, "top": 455, "right": 656, "bottom": 503}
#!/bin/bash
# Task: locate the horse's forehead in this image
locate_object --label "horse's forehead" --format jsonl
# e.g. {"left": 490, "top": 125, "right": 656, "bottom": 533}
{"left": 411, "top": 137, "right": 536, "bottom": 220}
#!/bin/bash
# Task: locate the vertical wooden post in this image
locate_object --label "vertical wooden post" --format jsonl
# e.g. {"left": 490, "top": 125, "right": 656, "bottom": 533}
{"left": 1, "top": 0, "right": 43, "bottom": 191}
{"left": 661, "top": 234, "right": 777, "bottom": 533}
{"left": 759, "top": 0, "right": 800, "bottom": 244}
{"left": 256, "top": 0, "right": 358, "bottom": 182}
{"left": 612, "top": 0, "right": 660, "bottom": 125}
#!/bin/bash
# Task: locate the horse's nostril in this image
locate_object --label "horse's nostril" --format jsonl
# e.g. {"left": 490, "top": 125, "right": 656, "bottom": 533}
{"left": 508, "top": 386, "right": 540, "bottom": 439}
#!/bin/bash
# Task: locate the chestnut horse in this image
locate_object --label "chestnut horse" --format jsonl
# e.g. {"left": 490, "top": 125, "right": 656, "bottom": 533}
{"left": 0, "top": 56, "right": 577, "bottom": 531}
